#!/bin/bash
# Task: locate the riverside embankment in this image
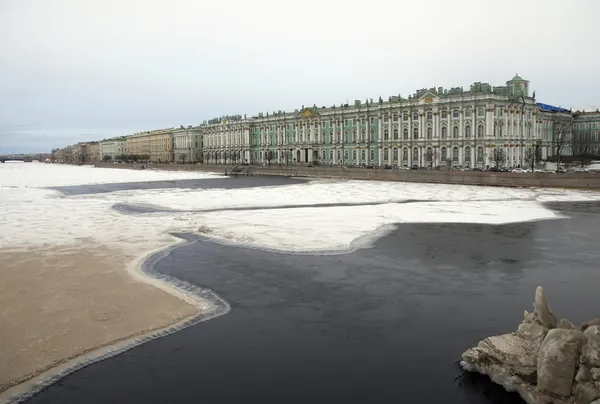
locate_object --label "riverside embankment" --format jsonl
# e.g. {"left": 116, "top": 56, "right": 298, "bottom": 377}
{"left": 95, "top": 163, "right": 600, "bottom": 190}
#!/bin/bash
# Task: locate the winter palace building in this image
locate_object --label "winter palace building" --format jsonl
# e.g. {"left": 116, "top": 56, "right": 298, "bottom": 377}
{"left": 201, "top": 74, "right": 591, "bottom": 168}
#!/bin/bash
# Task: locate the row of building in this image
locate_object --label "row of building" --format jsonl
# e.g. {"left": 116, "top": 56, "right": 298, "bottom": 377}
{"left": 51, "top": 74, "right": 600, "bottom": 169}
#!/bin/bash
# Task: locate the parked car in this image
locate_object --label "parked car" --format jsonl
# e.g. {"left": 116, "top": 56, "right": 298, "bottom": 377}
{"left": 410, "top": 165, "right": 419, "bottom": 170}
{"left": 383, "top": 164, "right": 393, "bottom": 169}
{"left": 557, "top": 167, "right": 567, "bottom": 173}
{"left": 574, "top": 167, "right": 590, "bottom": 173}
{"left": 512, "top": 168, "right": 527, "bottom": 173}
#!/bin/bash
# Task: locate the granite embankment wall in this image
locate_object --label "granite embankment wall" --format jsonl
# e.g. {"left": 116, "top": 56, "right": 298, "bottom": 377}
{"left": 94, "top": 163, "right": 600, "bottom": 190}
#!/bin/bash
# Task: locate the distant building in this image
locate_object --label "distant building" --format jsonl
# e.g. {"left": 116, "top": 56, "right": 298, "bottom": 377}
{"left": 126, "top": 128, "right": 175, "bottom": 163}
{"left": 85, "top": 142, "right": 101, "bottom": 164}
{"left": 100, "top": 137, "right": 128, "bottom": 162}
{"left": 173, "top": 126, "right": 203, "bottom": 163}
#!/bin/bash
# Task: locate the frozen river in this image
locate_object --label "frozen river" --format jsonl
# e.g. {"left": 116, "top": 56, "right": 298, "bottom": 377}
{"left": 2, "top": 163, "right": 600, "bottom": 403}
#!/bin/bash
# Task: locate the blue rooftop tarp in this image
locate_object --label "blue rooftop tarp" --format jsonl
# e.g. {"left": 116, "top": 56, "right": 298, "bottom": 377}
{"left": 537, "top": 103, "right": 569, "bottom": 113}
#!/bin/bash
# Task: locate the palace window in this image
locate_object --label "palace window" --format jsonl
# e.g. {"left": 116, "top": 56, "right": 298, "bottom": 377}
{"left": 384, "top": 128, "right": 389, "bottom": 140}
{"left": 384, "top": 148, "right": 389, "bottom": 161}
{"left": 465, "top": 125, "right": 471, "bottom": 138}
{"left": 477, "top": 124, "right": 484, "bottom": 138}
{"left": 393, "top": 114, "right": 398, "bottom": 122}
{"left": 393, "top": 147, "right": 399, "bottom": 161}
{"left": 384, "top": 115, "right": 389, "bottom": 123}
{"left": 477, "top": 107, "right": 484, "bottom": 117}
{"left": 393, "top": 128, "right": 399, "bottom": 140}
{"left": 477, "top": 146, "right": 484, "bottom": 162}
{"left": 413, "top": 127, "right": 419, "bottom": 139}
{"left": 403, "top": 128, "right": 408, "bottom": 139}
{"left": 441, "top": 109, "right": 448, "bottom": 119}
{"left": 344, "top": 150, "right": 349, "bottom": 160}
{"left": 413, "top": 112, "right": 419, "bottom": 120}
{"left": 403, "top": 114, "right": 409, "bottom": 121}
{"left": 427, "top": 127, "right": 432, "bottom": 139}
{"left": 441, "top": 126, "right": 447, "bottom": 139}
{"left": 427, "top": 111, "right": 432, "bottom": 120}
{"left": 352, "top": 150, "right": 357, "bottom": 160}
{"left": 370, "top": 117, "right": 375, "bottom": 125}
{"left": 403, "top": 148, "right": 408, "bottom": 161}
{"left": 370, "top": 149, "right": 375, "bottom": 161}
{"left": 441, "top": 147, "right": 447, "bottom": 161}
{"left": 453, "top": 146, "right": 459, "bottom": 161}
{"left": 453, "top": 126, "right": 458, "bottom": 138}
{"left": 453, "top": 110, "right": 459, "bottom": 118}
{"left": 361, "top": 149, "right": 365, "bottom": 161}
{"left": 464, "top": 108, "right": 472, "bottom": 118}
{"left": 412, "top": 147, "right": 419, "bottom": 162}
{"left": 464, "top": 146, "right": 471, "bottom": 161}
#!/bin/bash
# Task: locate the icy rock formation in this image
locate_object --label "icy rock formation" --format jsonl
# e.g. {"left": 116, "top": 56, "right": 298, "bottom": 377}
{"left": 460, "top": 287, "right": 600, "bottom": 404}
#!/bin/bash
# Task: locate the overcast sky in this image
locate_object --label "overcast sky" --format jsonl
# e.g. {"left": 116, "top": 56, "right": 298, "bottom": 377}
{"left": 1, "top": 0, "right": 599, "bottom": 153}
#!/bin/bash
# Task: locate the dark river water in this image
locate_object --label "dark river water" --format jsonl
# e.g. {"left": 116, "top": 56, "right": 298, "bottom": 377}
{"left": 24, "top": 197, "right": 600, "bottom": 404}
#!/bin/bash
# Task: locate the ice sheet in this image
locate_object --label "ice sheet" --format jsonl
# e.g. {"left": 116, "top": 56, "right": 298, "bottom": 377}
{"left": 1, "top": 164, "right": 600, "bottom": 252}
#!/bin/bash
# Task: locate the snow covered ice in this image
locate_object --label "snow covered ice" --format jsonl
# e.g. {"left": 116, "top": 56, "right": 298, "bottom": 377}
{"left": 2, "top": 163, "right": 600, "bottom": 252}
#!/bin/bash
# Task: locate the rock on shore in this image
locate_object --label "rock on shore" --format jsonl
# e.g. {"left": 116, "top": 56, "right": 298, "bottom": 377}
{"left": 460, "top": 286, "right": 600, "bottom": 404}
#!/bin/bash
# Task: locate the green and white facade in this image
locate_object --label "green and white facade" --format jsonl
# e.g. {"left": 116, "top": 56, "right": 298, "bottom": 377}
{"left": 201, "top": 75, "right": 549, "bottom": 168}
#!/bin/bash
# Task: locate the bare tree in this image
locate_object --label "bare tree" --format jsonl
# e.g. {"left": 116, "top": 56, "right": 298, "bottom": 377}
{"left": 265, "top": 150, "right": 274, "bottom": 167}
{"left": 492, "top": 147, "right": 506, "bottom": 169}
{"left": 554, "top": 120, "right": 572, "bottom": 172}
{"left": 425, "top": 148, "right": 438, "bottom": 169}
{"left": 571, "top": 132, "right": 593, "bottom": 167}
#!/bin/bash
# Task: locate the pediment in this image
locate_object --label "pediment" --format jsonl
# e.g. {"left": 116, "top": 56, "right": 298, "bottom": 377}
{"left": 297, "top": 107, "right": 320, "bottom": 118}
{"left": 418, "top": 92, "right": 440, "bottom": 105}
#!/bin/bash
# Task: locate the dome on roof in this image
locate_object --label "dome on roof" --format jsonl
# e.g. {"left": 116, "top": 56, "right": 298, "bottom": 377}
{"left": 511, "top": 73, "right": 524, "bottom": 81}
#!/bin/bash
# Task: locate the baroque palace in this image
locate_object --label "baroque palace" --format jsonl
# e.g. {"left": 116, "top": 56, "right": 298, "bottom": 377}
{"left": 51, "top": 74, "right": 600, "bottom": 168}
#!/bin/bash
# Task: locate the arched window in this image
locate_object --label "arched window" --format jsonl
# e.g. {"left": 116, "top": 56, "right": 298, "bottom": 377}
{"left": 427, "top": 111, "right": 432, "bottom": 120}
{"left": 465, "top": 125, "right": 471, "bottom": 138}
{"left": 393, "top": 147, "right": 399, "bottom": 161}
{"left": 412, "top": 147, "right": 419, "bottom": 162}
{"left": 393, "top": 128, "right": 399, "bottom": 139}
{"left": 464, "top": 146, "right": 471, "bottom": 162}
{"left": 344, "top": 150, "right": 349, "bottom": 160}
{"left": 337, "top": 150, "right": 341, "bottom": 160}
{"left": 370, "top": 149, "right": 375, "bottom": 161}
{"left": 427, "top": 127, "right": 432, "bottom": 139}
{"left": 477, "top": 146, "right": 484, "bottom": 162}
{"left": 499, "top": 126, "right": 503, "bottom": 138}
{"left": 453, "top": 126, "right": 459, "bottom": 138}
{"left": 477, "top": 124, "right": 484, "bottom": 138}
{"left": 403, "top": 128, "right": 409, "bottom": 139}
{"left": 384, "top": 148, "right": 389, "bottom": 161}
{"left": 413, "top": 127, "right": 419, "bottom": 139}
{"left": 322, "top": 149, "right": 326, "bottom": 159}
{"left": 441, "top": 126, "right": 447, "bottom": 139}
{"left": 384, "top": 129, "right": 389, "bottom": 140}
{"left": 441, "top": 147, "right": 447, "bottom": 161}
{"left": 402, "top": 148, "right": 408, "bottom": 161}
{"left": 361, "top": 149, "right": 366, "bottom": 161}
{"left": 453, "top": 146, "right": 459, "bottom": 161}
{"left": 352, "top": 150, "right": 356, "bottom": 160}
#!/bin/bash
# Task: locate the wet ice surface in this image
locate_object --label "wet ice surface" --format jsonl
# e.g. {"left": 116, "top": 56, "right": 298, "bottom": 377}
{"left": 25, "top": 201, "right": 600, "bottom": 404}
{"left": 50, "top": 175, "right": 306, "bottom": 195}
